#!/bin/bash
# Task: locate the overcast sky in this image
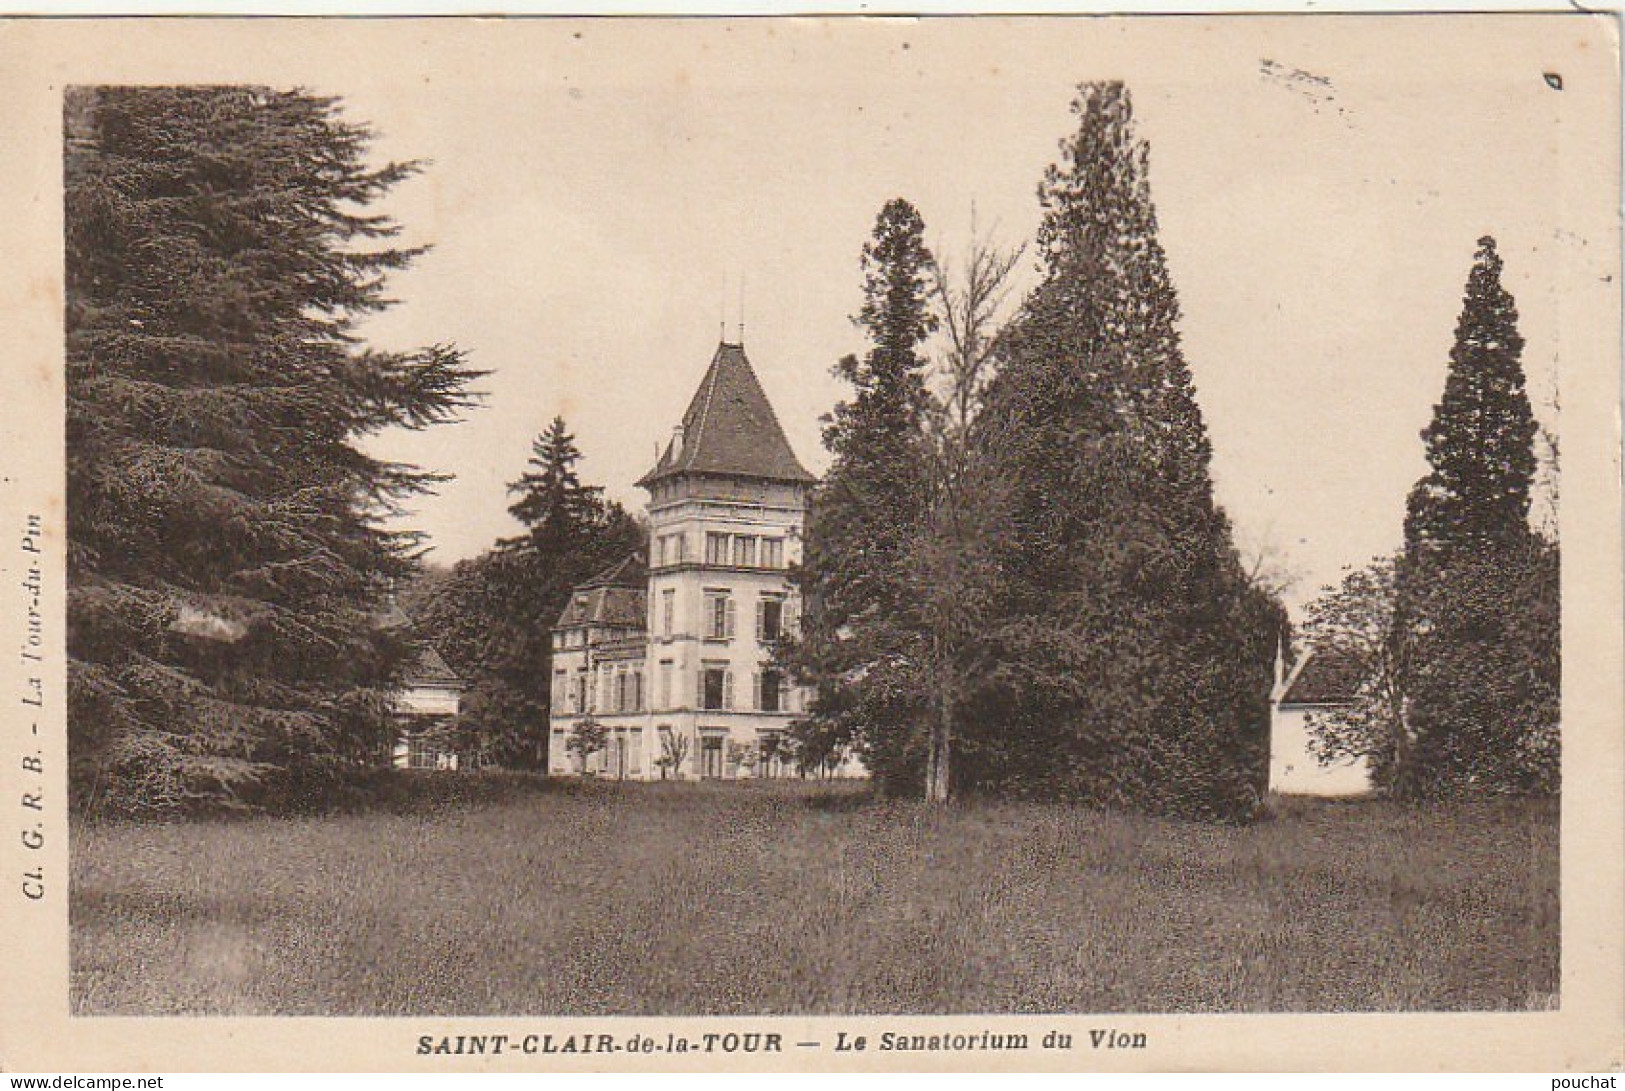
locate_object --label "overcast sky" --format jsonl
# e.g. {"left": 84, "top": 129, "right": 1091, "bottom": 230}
{"left": 324, "top": 17, "right": 1587, "bottom": 612}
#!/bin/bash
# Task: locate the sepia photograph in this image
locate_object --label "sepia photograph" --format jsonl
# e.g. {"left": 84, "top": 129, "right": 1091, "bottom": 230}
{"left": 0, "top": 11, "right": 1620, "bottom": 1073}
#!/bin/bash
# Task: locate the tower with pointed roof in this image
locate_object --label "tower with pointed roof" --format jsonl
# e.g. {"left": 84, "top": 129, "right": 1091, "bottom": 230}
{"left": 546, "top": 340, "right": 861, "bottom": 780}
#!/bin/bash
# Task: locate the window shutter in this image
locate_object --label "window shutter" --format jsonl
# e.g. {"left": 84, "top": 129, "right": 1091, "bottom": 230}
{"left": 725, "top": 597, "right": 737, "bottom": 639}
{"left": 755, "top": 600, "right": 766, "bottom": 642}
{"left": 752, "top": 671, "right": 763, "bottom": 711}
{"left": 696, "top": 668, "right": 706, "bottom": 710}
{"left": 724, "top": 669, "right": 735, "bottom": 710}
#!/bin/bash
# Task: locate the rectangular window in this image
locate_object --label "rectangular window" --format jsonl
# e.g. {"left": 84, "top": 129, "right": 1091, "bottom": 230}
{"left": 633, "top": 669, "right": 644, "bottom": 712}
{"left": 659, "top": 659, "right": 673, "bottom": 709}
{"left": 573, "top": 671, "right": 587, "bottom": 714}
{"left": 706, "top": 532, "right": 729, "bottom": 566}
{"left": 704, "top": 591, "right": 735, "bottom": 640}
{"left": 761, "top": 539, "right": 784, "bottom": 569}
{"left": 733, "top": 535, "right": 757, "bottom": 567}
{"left": 630, "top": 728, "right": 643, "bottom": 775}
{"left": 616, "top": 669, "right": 630, "bottom": 713}
{"left": 758, "top": 668, "right": 783, "bottom": 713}
{"left": 700, "top": 664, "right": 732, "bottom": 711}
{"left": 552, "top": 669, "right": 568, "bottom": 713}
{"left": 700, "top": 734, "right": 726, "bottom": 779}
{"left": 661, "top": 588, "right": 675, "bottom": 636}
{"left": 757, "top": 596, "right": 784, "bottom": 643}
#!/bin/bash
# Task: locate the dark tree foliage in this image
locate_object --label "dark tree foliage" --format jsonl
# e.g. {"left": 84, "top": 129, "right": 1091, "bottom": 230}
{"left": 788, "top": 198, "right": 938, "bottom": 791}
{"left": 1403, "top": 239, "right": 1539, "bottom": 557}
{"left": 971, "top": 83, "right": 1280, "bottom": 820}
{"left": 415, "top": 417, "right": 643, "bottom": 768}
{"left": 506, "top": 417, "right": 603, "bottom": 545}
{"left": 1395, "top": 539, "right": 1559, "bottom": 797}
{"left": 1392, "top": 237, "right": 1559, "bottom": 798}
{"left": 65, "top": 86, "right": 480, "bottom": 815}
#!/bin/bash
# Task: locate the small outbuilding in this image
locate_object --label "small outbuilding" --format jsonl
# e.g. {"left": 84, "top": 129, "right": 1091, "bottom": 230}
{"left": 1269, "top": 645, "right": 1373, "bottom": 796}
{"left": 391, "top": 646, "right": 467, "bottom": 770}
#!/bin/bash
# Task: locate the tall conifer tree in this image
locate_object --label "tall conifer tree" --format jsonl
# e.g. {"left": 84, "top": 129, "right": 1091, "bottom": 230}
{"left": 974, "top": 83, "right": 1279, "bottom": 819}
{"left": 1402, "top": 238, "right": 1539, "bottom": 556}
{"left": 506, "top": 417, "right": 605, "bottom": 549}
{"left": 418, "top": 417, "right": 642, "bottom": 769}
{"left": 1393, "top": 237, "right": 1558, "bottom": 797}
{"left": 791, "top": 198, "right": 937, "bottom": 790}
{"left": 65, "top": 87, "right": 480, "bottom": 813}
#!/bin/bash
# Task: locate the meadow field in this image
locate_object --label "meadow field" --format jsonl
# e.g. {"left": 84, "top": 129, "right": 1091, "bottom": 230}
{"left": 70, "top": 777, "right": 1558, "bottom": 1015}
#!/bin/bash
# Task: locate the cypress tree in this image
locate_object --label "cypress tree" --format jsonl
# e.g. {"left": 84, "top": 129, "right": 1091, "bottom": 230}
{"left": 974, "top": 83, "right": 1278, "bottom": 819}
{"left": 65, "top": 87, "right": 480, "bottom": 814}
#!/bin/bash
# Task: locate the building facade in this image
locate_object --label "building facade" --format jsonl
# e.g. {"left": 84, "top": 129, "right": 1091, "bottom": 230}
{"left": 546, "top": 341, "right": 863, "bottom": 780}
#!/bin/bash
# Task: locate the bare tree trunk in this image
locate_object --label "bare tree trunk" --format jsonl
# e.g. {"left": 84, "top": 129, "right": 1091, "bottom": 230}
{"left": 926, "top": 714, "right": 952, "bottom": 804}
{"left": 925, "top": 660, "right": 953, "bottom": 804}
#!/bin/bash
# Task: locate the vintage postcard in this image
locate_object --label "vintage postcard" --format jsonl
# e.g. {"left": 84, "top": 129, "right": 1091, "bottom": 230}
{"left": 0, "top": 12, "right": 1620, "bottom": 1073}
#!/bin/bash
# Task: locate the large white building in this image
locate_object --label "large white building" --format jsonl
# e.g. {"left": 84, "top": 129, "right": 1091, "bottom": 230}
{"left": 546, "top": 341, "right": 863, "bottom": 780}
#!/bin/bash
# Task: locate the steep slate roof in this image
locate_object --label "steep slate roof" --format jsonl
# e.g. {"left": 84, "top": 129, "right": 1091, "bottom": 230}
{"left": 1280, "top": 648, "right": 1365, "bottom": 707}
{"left": 636, "top": 342, "right": 815, "bottom": 487}
{"left": 404, "top": 646, "right": 463, "bottom": 688}
{"left": 554, "top": 552, "right": 649, "bottom": 631}
{"left": 556, "top": 585, "right": 648, "bottom": 630}
{"left": 578, "top": 551, "right": 648, "bottom": 590}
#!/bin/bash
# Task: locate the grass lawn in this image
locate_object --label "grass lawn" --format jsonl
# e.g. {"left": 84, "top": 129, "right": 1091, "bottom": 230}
{"left": 70, "top": 777, "right": 1558, "bottom": 1015}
